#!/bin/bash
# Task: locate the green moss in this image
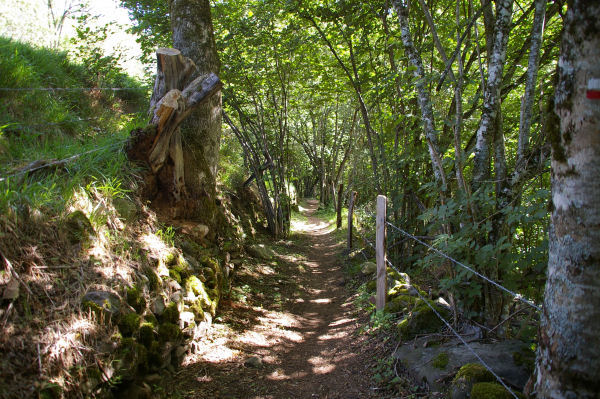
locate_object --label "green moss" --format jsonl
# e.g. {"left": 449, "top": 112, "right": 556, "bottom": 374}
{"left": 470, "top": 382, "right": 513, "bottom": 399}
{"left": 189, "top": 302, "right": 205, "bottom": 320}
{"left": 454, "top": 363, "right": 494, "bottom": 383}
{"left": 118, "top": 313, "right": 141, "bottom": 337}
{"left": 513, "top": 348, "right": 536, "bottom": 373}
{"left": 126, "top": 286, "right": 146, "bottom": 312}
{"left": 144, "top": 313, "right": 158, "bottom": 327}
{"left": 432, "top": 352, "right": 449, "bottom": 369}
{"left": 39, "top": 382, "right": 62, "bottom": 399}
{"left": 385, "top": 295, "right": 420, "bottom": 313}
{"left": 142, "top": 266, "right": 161, "bottom": 291}
{"left": 161, "top": 302, "right": 179, "bottom": 324}
{"left": 163, "top": 252, "right": 177, "bottom": 266}
{"left": 185, "top": 276, "right": 212, "bottom": 309}
{"left": 397, "top": 302, "right": 450, "bottom": 340}
{"left": 365, "top": 280, "right": 376, "bottom": 292}
{"left": 148, "top": 341, "right": 162, "bottom": 367}
{"left": 139, "top": 322, "right": 156, "bottom": 348}
{"left": 158, "top": 322, "right": 181, "bottom": 342}
{"left": 169, "top": 268, "right": 182, "bottom": 283}
{"left": 64, "top": 210, "right": 95, "bottom": 244}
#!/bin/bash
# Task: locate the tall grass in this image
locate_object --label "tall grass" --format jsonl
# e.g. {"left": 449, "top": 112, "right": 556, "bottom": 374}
{"left": 0, "top": 36, "right": 149, "bottom": 216}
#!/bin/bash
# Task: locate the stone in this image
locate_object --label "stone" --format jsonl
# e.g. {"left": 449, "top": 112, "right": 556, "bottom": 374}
{"left": 360, "top": 261, "right": 377, "bottom": 275}
{"left": 113, "top": 198, "right": 137, "bottom": 221}
{"left": 230, "top": 258, "right": 243, "bottom": 266}
{"left": 394, "top": 338, "right": 531, "bottom": 392}
{"left": 470, "top": 382, "right": 514, "bottom": 399}
{"left": 244, "top": 356, "right": 263, "bottom": 368}
{"left": 82, "top": 290, "right": 121, "bottom": 317}
{"left": 179, "top": 311, "right": 195, "bottom": 329}
{"left": 151, "top": 297, "right": 166, "bottom": 316}
{"left": 64, "top": 210, "right": 95, "bottom": 244}
{"left": 451, "top": 363, "right": 495, "bottom": 399}
{"left": 179, "top": 222, "right": 209, "bottom": 240}
{"left": 246, "top": 244, "right": 274, "bottom": 260}
{"left": 397, "top": 302, "right": 450, "bottom": 340}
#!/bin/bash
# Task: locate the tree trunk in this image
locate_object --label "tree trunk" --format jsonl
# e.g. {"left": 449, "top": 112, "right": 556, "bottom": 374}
{"left": 171, "top": 0, "right": 221, "bottom": 223}
{"left": 393, "top": 0, "right": 447, "bottom": 189}
{"left": 471, "top": 0, "right": 513, "bottom": 192}
{"left": 126, "top": 48, "right": 222, "bottom": 219}
{"left": 536, "top": 1, "right": 600, "bottom": 396}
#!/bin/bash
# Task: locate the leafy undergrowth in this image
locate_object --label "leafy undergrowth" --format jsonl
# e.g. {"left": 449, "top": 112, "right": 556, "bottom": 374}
{"left": 0, "top": 37, "right": 265, "bottom": 399}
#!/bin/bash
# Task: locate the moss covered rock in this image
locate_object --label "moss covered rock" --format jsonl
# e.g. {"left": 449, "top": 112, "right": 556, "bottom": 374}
{"left": 471, "top": 382, "right": 514, "bottom": 399}
{"left": 81, "top": 290, "right": 121, "bottom": 319}
{"left": 126, "top": 286, "right": 146, "bottom": 313}
{"left": 118, "top": 313, "right": 141, "bottom": 337}
{"left": 451, "top": 363, "right": 495, "bottom": 399}
{"left": 385, "top": 295, "right": 420, "bottom": 313}
{"left": 397, "top": 302, "right": 451, "bottom": 340}
{"left": 161, "top": 302, "right": 180, "bottom": 324}
{"left": 185, "top": 276, "right": 212, "bottom": 310}
{"left": 432, "top": 352, "right": 449, "bottom": 369}
{"left": 158, "top": 322, "right": 181, "bottom": 342}
{"left": 454, "top": 363, "right": 494, "bottom": 383}
{"left": 139, "top": 322, "right": 157, "bottom": 348}
{"left": 64, "top": 210, "right": 95, "bottom": 244}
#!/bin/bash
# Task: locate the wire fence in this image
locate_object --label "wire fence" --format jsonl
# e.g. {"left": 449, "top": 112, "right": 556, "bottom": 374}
{"left": 0, "top": 139, "right": 128, "bottom": 183}
{"left": 0, "top": 87, "right": 148, "bottom": 92}
{"left": 350, "top": 206, "right": 541, "bottom": 398}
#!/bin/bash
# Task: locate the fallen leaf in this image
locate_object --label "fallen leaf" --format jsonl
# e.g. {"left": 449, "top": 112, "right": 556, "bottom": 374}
{"left": 2, "top": 277, "right": 19, "bottom": 300}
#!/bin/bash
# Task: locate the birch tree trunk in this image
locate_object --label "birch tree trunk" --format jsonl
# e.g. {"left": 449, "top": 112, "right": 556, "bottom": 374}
{"left": 536, "top": 0, "right": 600, "bottom": 396}
{"left": 471, "top": 0, "right": 513, "bottom": 192}
{"left": 392, "top": 0, "right": 447, "bottom": 189}
{"left": 171, "top": 0, "right": 221, "bottom": 223}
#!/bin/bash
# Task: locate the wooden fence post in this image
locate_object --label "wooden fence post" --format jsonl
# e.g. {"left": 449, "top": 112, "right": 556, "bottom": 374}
{"left": 347, "top": 191, "right": 358, "bottom": 249}
{"left": 336, "top": 184, "right": 344, "bottom": 229}
{"left": 376, "top": 195, "right": 387, "bottom": 311}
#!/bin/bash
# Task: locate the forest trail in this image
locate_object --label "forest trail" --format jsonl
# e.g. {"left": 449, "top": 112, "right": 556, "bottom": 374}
{"left": 168, "top": 199, "right": 383, "bottom": 398}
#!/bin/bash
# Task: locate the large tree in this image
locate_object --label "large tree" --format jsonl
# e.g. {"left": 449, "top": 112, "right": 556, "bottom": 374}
{"left": 170, "top": 0, "right": 221, "bottom": 222}
{"left": 535, "top": 0, "right": 600, "bottom": 396}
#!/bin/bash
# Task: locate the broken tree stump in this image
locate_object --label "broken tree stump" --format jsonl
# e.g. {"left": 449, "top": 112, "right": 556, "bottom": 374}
{"left": 127, "top": 48, "right": 222, "bottom": 206}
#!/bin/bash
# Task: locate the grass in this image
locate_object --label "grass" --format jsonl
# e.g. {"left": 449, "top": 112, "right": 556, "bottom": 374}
{"left": 0, "top": 36, "right": 149, "bottom": 217}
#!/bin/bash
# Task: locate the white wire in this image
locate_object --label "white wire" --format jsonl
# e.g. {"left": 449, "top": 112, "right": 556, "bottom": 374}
{"left": 0, "top": 140, "right": 127, "bottom": 182}
{"left": 0, "top": 87, "right": 146, "bottom": 91}
{"left": 384, "top": 257, "right": 520, "bottom": 399}
{"left": 385, "top": 221, "right": 541, "bottom": 312}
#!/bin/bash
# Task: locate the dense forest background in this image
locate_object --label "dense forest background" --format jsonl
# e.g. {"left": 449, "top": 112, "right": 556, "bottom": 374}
{"left": 0, "top": 0, "right": 583, "bottom": 397}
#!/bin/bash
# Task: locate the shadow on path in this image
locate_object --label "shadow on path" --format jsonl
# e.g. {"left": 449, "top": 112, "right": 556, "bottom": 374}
{"left": 168, "top": 199, "right": 381, "bottom": 399}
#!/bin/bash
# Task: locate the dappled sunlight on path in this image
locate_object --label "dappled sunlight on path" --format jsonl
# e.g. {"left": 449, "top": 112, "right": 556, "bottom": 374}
{"left": 168, "top": 199, "right": 382, "bottom": 398}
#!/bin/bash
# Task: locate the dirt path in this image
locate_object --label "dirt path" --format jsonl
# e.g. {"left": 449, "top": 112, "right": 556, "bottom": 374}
{"left": 168, "top": 199, "right": 383, "bottom": 398}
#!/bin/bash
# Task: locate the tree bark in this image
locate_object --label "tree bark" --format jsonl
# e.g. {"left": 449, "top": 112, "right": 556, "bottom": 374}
{"left": 472, "top": 0, "right": 513, "bottom": 193}
{"left": 516, "top": 0, "right": 547, "bottom": 164}
{"left": 170, "top": 0, "right": 221, "bottom": 223}
{"left": 536, "top": 0, "right": 600, "bottom": 396}
{"left": 393, "top": 0, "right": 447, "bottom": 189}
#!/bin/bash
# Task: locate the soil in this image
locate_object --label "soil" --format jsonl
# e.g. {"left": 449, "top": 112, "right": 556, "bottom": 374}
{"left": 166, "top": 199, "right": 391, "bottom": 399}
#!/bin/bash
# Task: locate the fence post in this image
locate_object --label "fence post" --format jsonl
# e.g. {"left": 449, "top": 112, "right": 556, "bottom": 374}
{"left": 336, "top": 183, "right": 344, "bottom": 229}
{"left": 376, "top": 195, "right": 387, "bottom": 311}
{"left": 347, "top": 191, "right": 358, "bottom": 249}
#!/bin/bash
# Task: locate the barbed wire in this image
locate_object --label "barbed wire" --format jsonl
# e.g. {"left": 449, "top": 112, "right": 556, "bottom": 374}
{"left": 0, "top": 87, "right": 147, "bottom": 92}
{"left": 1, "top": 118, "right": 100, "bottom": 128}
{"left": 0, "top": 139, "right": 128, "bottom": 182}
{"left": 384, "top": 256, "right": 520, "bottom": 399}
{"left": 385, "top": 220, "right": 541, "bottom": 311}
{"left": 354, "top": 217, "right": 521, "bottom": 398}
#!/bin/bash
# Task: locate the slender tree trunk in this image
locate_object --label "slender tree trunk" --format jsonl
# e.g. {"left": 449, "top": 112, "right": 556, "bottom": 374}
{"left": 536, "top": 1, "right": 600, "bottom": 396}
{"left": 472, "top": 0, "right": 513, "bottom": 192}
{"left": 517, "top": 0, "right": 547, "bottom": 164}
{"left": 392, "top": 0, "right": 447, "bottom": 189}
{"left": 170, "top": 0, "right": 221, "bottom": 223}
